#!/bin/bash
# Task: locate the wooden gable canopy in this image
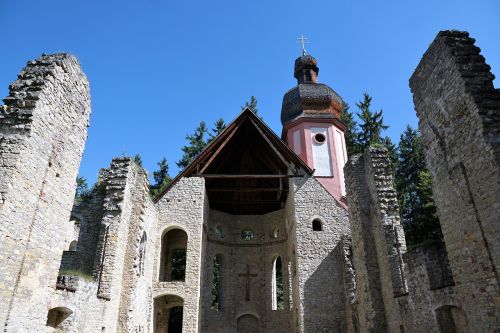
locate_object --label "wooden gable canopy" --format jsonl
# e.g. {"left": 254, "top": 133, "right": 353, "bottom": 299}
{"left": 156, "top": 109, "right": 312, "bottom": 215}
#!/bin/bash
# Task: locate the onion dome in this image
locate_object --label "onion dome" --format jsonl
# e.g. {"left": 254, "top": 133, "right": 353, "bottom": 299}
{"left": 281, "top": 54, "right": 344, "bottom": 125}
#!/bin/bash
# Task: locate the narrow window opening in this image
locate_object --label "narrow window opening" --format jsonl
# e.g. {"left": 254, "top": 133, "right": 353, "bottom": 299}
{"left": 137, "top": 232, "right": 147, "bottom": 276}
{"left": 46, "top": 307, "right": 72, "bottom": 328}
{"left": 272, "top": 256, "right": 284, "bottom": 310}
{"left": 211, "top": 254, "right": 223, "bottom": 311}
{"left": 159, "top": 229, "right": 188, "bottom": 282}
{"left": 214, "top": 225, "right": 224, "bottom": 239}
{"left": 68, "top": 240, "right": 77, "bottom": 251}
{"left": 312, "top": 219, "right": 323, "bottom": 231}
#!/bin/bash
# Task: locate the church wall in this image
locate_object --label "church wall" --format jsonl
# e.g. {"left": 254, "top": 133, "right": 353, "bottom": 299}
{"left": 410, "top": 30, "right": 500, "bottom": 331}
{"left": 155, "top": 177, "right": 206, "bottom": 333}
{"left": 200, "top": 208, "right": 291, "bottom": 333}
{"left": 0, "top": 54, "right": 91, "bottom": 331}
{"left": 292, "top": 176, "right": 350, "bottom": 332}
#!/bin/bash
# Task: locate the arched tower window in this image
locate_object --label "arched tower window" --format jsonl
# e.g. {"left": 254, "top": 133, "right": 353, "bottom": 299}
{"left": 159, "top": 229, "right": 188, "bottom": 282}
{"left": 138, "top": 232, "right": 147, "bottom": 276}
{"left": 211, "top": 254, "right": 223, "bottom": 311}
{"left": 272, "top": 256, "right": 284, "bottom": 310}
{"left": 68, "top": 240, "right": 77, "bottom": 251}
{"left": 312, "top": 219, "right": 323, "bottom": 231}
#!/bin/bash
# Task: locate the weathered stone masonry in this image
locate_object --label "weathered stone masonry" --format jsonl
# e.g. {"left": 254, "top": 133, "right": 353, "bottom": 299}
{"left": 0, "top": 54, "right": 91, "bottom": 331}
{"left": 410, "top": 30, "right": 500, "bottom": 332}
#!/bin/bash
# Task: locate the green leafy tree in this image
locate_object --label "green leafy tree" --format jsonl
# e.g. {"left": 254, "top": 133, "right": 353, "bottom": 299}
{"left": 356, "top": 93, "right": 388, "bottom": 148}
{"left": 209, "top": 118, "right": 227, "bottom": 142}
{"left": 75, "top": 176, "right": 90, "bottom": 199}
{"left": 150, "top": 157, "right": 173, "bottom": 198}
{"left": 340, "top": 102, "right": 362, "bottom": 156}
{"left": 177, "top": 121, "right": 209, "bottom": 169}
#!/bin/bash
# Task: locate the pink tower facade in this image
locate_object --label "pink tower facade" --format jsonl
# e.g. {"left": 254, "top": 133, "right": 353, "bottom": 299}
{"left": 281, "top": 54, "right": 348, "bottom": 208}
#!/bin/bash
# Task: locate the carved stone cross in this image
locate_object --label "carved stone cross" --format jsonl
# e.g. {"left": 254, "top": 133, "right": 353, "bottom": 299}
{"left": 238, "top": 264, "right": 257, "bottom": 301}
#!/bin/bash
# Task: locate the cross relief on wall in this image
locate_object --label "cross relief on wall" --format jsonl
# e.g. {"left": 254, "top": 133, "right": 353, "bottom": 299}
{"left": 238, "top": 264, "right": 258, "bottom": 301}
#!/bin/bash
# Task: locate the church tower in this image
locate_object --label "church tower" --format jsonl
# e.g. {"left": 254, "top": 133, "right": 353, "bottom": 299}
{"left": 281, "top": 53, "right": 348, "bottom": 207}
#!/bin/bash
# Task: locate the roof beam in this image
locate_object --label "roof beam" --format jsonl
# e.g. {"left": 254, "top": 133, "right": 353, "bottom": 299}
{"left": 194, "top": 174, "right": 300, "bottom": 179}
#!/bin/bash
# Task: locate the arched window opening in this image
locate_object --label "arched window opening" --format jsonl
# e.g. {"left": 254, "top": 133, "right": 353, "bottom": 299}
{"left": 153, "top": 295, "right": 183, "bottom": 333}
{"left": 214, "top": 225, "right": 224, "bottom": 239}
{"left": 211, "top": 254, "right": 223, "bottom": 311}
{"left": 237, "top": 314, "right": 259, "bottom": 333}
{"left": 159, "top": 229, "right": 188, "bottom": 282}
{"left": 271, "top": 227, "right": 279, "bottom": 239}
{"left": 46, "top": 307, "right": 72, "bottom": 328}
{"left": 435, "top": 305, "right": 467, "bottom": 333}
{"left": 68, "top": 240, "right": 77, "bottom": 251}
{"left": 272, "top": 256, "right": 284, "bottom": 310}
{"left": 137, "top": 232, "right": 147, "bottom": 276}
{"left": 312, "top": 219, "right": 323, "bottom": 231}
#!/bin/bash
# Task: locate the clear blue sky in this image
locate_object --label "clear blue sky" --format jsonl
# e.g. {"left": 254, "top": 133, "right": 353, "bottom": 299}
{"left": 1, "top": 0, "right": 499, "bottom": 184}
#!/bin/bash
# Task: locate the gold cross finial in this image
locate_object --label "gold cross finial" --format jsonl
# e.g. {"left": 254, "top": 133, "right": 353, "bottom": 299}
{"left": 297, "top": 35, "right": 309, "bottom": 56}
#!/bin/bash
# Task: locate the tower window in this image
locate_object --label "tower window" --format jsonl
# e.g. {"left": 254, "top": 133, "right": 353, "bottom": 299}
{"left": 312, "top": 219, "right": 323, "bottom": 231}
{"left": 313, "top": 133, "right": 326, "bottom": 144}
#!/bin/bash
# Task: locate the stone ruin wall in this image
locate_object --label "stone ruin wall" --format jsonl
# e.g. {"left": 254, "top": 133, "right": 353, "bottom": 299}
{"left": 52, "top": 157, "right": 158, "bottom": 332}
{"left": 344, "top": 148, "right": 408, "bottom": 333}
{"left": 0, "top": 54, "right": 91, "bottom": 331}
{"left": 200, "top": 208, "right": 291, "bottom": 333}
{"left": 410, "top": 30, "right": 500, "bottom": 332}
{"left": 154, "top": 177, "right": 207, "bottom": 333}
{"left": 291, "top": 176, "right": 351, "bottom": 333}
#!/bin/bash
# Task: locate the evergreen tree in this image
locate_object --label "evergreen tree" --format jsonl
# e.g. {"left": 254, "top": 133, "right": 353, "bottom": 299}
{"left": 241, "top": 96, "right": 259, "bottom": 115}
{"left": 177, "top": 121, "right": 209, "bottom": 169}
{"left": 380, "top": 136, "right": 398, "bottom": 172}
{"left": 133, "top": 154, "right": 143, "bottom": 167}
{"left": 395, "top": 126, "right": 442, "bottom": 245}
{"left": 75, "top": 176, "right": 89, "bottom": 198}
{"left": 356, "top": 93, "right": 388, "bottom": 148}
{"left": 340, "top": 102, "right": 362, "bottom": 156}
{"left": 209, "top": 118, "right": 227, "bottom": 142}
{"left": 150, "top": 157, "right": 173, "bottom": 198}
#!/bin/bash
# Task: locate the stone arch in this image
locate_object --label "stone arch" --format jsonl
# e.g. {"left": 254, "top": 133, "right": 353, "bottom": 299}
{"left": 159, "top": 227, "right": 188, "bottom": 282}
{"left": 312, "top": 218, "right": 323, "bottom": 231}
{"left": 435, "top": 305, "right": 468, "bottom": 333}
{"left": 46, "top": 306, "right": 72, "bottom": 328}
{"left": 237, "top": 313, "right": 260, "bottom": 333}
{"left": 153, "top": 294, "right": 184, "bottom": 333}
{"left": 211, "top": 253, "right": 224, "bottom": 311}
{"left": 271, "top": 255, "right": 284, "bottom": 310}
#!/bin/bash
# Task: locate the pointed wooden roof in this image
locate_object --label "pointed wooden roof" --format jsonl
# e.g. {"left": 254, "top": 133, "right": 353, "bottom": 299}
{"left": 155, "top": 108, "right": 312, "bottom": 214}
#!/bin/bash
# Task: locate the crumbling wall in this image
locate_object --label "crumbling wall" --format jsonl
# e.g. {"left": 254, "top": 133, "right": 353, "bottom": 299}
{"left": 410, "top": 30, "right": 500, "bottom": 331}
{"left": 344, "top": 147, "right": 407, "bottom": 332}
{"left": 0, "top": 54, "right": 91, "bottom": 331}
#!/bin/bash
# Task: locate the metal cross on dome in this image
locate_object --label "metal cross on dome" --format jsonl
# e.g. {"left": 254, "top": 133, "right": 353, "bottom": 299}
{"left": 297, "top": 35, "right": 310, "bottom": 56}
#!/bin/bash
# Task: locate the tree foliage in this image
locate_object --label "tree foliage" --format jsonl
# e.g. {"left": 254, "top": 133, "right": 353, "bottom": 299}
{"left": 241, "top": 96, "right": 259, "bottom": 115}
{"left": 149, "top": 157, "right": 173, "bottom": 198}
{"left": 395, "top": 126, "right": 442, "bottom": 245}
{"left": 75, "top": 176, "right": 92, "bottom": 200}
{"left": 209, "top": 118, "right": 227, "bottom": 142}
{"left": 340, "top": 102, "right": 362, "bottom": 156}
{"left": 356, "top": 93, "right": 388, "bottom": 149}
{"left": 176, "top": 121, "right": 209, "bottom": 169}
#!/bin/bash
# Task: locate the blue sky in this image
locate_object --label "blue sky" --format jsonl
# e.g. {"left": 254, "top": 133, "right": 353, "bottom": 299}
{"left": 1, "top": 0, "right": 499, "bottom": 184}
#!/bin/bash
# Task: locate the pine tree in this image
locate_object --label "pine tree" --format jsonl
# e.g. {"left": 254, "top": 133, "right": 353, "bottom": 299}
{"left": 150, "top": 157, "right": 173, "bottom": 198}
{"left": 356, "top": 93, "right": 388, "bottom": 148}
{"left": 133, "top": 154, "right": 143, "bottom": 167}
{"left": 395, "top": 126, "right": 442, "bottom": 245}
{"left": 75, "top": 176, "right": 89, "bottom": 198}
{"left": 209, "top": 118, "right": 227, "bottom": 142}
{"left": 340, "top": 102, "right": 362, "bottom": 156}
{"left": 380, "top": 136, "right": 398, "bottom": 172}
{"left": 177, "top": 121, "right": 209, "bottom": 169}
{"left": 241, "top": 96, "right": 259, "bottom": 115}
